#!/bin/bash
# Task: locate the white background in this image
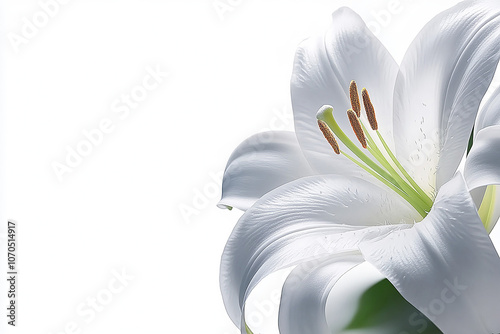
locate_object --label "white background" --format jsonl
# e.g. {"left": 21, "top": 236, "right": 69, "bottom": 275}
{"left": 0, "top": 0, "right": 497, "bottom": 333}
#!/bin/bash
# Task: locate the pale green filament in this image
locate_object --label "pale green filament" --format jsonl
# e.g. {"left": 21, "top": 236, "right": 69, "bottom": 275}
{"left": 375, "top": 130, "right": 433, "bottom": 208}
{"left": 317, "top": 106, "right": 432, "bottom": 218}
{"left": 479, "top": 185, "right": 497, "bottom": 233}
{"left": 317, "top": 108, "right": 399, "bottom": 189}
{"left": 360, "top": 122, "right": 431, "bottom": 214}
{"left": 341, "top": 150, "right": 428, "bottom": 217}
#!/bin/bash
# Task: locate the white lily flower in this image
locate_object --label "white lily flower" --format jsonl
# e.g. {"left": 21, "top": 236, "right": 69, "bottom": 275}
{"left": 219, "top": 1, "right": 500, "bottom": 333}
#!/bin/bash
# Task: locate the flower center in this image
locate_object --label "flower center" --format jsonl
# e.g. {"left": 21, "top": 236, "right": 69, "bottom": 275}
{"left": 316, "top": 81, "right": 433, "bottom": 218}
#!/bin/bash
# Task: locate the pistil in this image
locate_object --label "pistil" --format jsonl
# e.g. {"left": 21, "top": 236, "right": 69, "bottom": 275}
{"left": 316, "top": 81, "right": 434, "bottom": 218}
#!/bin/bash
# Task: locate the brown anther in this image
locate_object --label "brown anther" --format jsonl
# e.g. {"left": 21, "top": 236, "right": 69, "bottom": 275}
{"left": 362, "top": 88, "right": 378, "bottom": 130}
{"left": 317, "top": 120, "right": 340, "bottom": 154}
{"left": 347, "top": 109, "right": 367, "bottom": 149}
{"left": 349, "top": 81, "right": 361, "bottom": 117}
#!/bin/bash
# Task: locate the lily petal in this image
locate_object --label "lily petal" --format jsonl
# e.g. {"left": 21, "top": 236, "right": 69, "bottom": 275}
{"left": 465, "top": 125, "right": 500, "bottom": 232}
{"left": 476, "top": 85, "right": 500, "bottom": 133}
{"left": 220, "top": 174, "right": 418, "bottom": 327}
{"left": 278, "top": 252, "right": 364, "bottom": 334}
{"left": 467, "top": 87, "right": 500, "bottom": 232}
{"left": 326, "top": 262, "right": 441, "bottom": 334}
{"left": 464, "top": 125, "right": 500, "bottom": 191}
{"left": 393, "top": 0, "right": 500, "bottom": 193}
{"left": 218, "top": 131, "right": 314, "bottom": 211}
{"left": 279, "top": 258, "right": 441, "bottom": 334}
{"left": 360, "top": 174, "right": 500, "bottom": 333}
{"left": 291, "top": 7, "right": 399, "bottom": 175}
{"left": 477, "top": 185, "right": 500, "bottom": 233}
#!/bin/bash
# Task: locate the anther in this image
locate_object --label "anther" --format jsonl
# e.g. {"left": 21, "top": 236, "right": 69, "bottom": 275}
{"left": 347, "top": 109, "right": 367, "bottom": 148}
{"left": 349, "top": 81, "right": 361, "bottom": 117}
{"left": 362, "top": 88, "right": 378, "bottom": 130}
{"left": 317, "top": 120, "right": 340, "bottom": 154}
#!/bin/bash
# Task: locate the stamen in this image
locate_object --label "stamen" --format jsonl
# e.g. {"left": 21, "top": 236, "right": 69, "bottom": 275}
{"left": 349, "top": 81, "right": 361, "bottom": 117}
{"left": 317, "top": 120, "right": 340, "bottom": 154}
{"left": 347, "top": 109, "right": 367, "bottom": 149}
{"left": 315, "top": 91, "right": 433, "bottom": 218}
{"left": 362, "top": 88, "right": 378, "bottom": 130}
